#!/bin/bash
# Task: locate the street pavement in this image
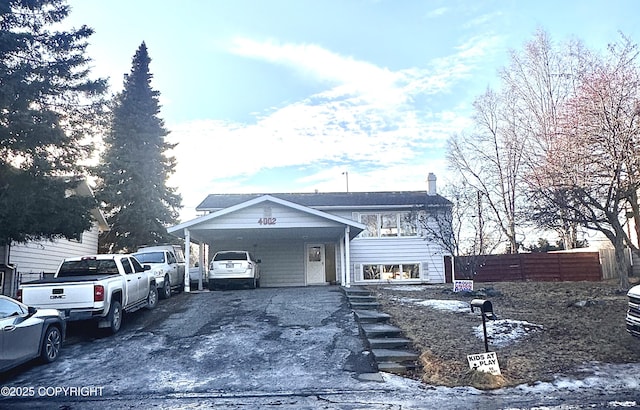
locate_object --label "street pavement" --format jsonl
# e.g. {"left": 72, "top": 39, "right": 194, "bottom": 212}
{"left": 1, "top": 286, "right": 638, "bottom": 409}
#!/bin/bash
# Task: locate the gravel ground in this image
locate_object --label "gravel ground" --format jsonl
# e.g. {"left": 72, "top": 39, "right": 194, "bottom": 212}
{"left": 369, "top": 279, "right": 640, "bottom": 389}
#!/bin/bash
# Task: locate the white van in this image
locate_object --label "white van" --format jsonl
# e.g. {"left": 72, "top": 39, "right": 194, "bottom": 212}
{"left": 134, "top": 245, "right": 185, "bottom": 299}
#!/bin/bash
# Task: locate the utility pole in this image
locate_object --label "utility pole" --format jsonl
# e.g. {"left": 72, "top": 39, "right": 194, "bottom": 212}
{"left": 342, "top": 171, "right": 349, "bottom": 192}
{"left": 477, "top": 191, "right": 484, "bottom": 254}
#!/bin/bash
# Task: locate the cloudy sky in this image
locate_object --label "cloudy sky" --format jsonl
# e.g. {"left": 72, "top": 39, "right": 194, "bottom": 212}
{"left": 64, "top": 0, "right": 640, "bottom": 221}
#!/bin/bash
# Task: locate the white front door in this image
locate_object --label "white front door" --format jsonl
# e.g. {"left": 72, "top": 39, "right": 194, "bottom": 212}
{"left": 306, "top": 244, "right": 325, "bottom": 285}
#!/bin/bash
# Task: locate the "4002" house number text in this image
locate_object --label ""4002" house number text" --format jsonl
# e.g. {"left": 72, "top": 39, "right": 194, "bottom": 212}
{"left": 258, "top": 217, "right": 277, "bottom": 225}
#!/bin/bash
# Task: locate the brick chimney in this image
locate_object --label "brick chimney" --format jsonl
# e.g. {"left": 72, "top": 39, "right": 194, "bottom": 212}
{"left": 427, "top": 173, "right": 437, "bottom": 196}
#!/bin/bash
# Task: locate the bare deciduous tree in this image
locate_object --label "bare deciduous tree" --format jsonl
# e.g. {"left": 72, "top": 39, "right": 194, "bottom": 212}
{"left": 540, "top": 35, "right": 640, "bottom": 289}
{"left": 501, "top": 29, "right": 587, "bottom": 249}
{"left": 419, "top": 182, "right": 501, "bottom": 278}
{"left": 447, "top": 86, "right": 527, "bottom": 254}
{"left": 448, "top": 29, "right": 640, "bottom": 288}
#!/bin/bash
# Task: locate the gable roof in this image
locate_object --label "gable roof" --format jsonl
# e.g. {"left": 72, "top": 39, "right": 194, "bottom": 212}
{"left": 66, "top": 177, "right": 109, "bottom": 232}
{"left": 169, "top": 194, "right": 366, "bottom": 237}
{"left": 196, "top": 191, "right": 452, "bottom": 212}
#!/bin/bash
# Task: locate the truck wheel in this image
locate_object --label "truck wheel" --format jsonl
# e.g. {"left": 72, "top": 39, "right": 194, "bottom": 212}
{"left": 147, "top": 286, "right": 158, "bottom": 309}
{"left": 160, "top": 275, "right": 171, "bottom": 299}
{"left": 40, "top": 325, "right": 62, "bottom": 363}
{"left": 107, "top": 301, "right": 122, "bottom": 334}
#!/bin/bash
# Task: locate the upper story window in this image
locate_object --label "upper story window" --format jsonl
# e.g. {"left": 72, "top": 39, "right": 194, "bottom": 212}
{"left": 358, "top": 211, "right": 418, "bottom": 238}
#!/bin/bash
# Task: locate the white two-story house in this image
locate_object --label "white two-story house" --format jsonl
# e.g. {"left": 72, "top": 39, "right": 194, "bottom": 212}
{"left": 169, "top": 173, "right": 452, "bottom": 289}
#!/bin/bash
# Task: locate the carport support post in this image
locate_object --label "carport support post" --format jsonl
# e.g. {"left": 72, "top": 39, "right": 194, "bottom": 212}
{"left": 198, "top": 242, "right": 205, "bottom": 291}
{"left": 184, "top": 228, "right": 191, "bottom": 293}
{"left": 344, "top": 226, "right": 351, "bottom": 288}
{"left": 339, "top": 236, "right": 345, "bottom": 285}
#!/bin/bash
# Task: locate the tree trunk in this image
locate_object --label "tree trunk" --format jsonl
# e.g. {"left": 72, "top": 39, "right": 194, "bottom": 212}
{"left": 613, "top": 236, "right": 630, "bottom": 290}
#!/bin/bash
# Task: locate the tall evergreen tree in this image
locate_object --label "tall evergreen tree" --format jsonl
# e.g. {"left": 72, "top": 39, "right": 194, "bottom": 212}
{"left": 0, "top": 0, "right": 107, "bottom": 246}
{"left": 96, "top": 43, "right": 181, "bottom": 253}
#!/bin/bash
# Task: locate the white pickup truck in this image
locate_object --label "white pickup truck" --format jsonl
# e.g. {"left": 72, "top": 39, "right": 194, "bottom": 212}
{"left": 627, "top": 284, "right": 640, "bottom": 338}
{"left": 133, "top": 245, "right": 185, "bottom": 299}
{"left": 18, "top": 254, "right": 158, "bottom": 334}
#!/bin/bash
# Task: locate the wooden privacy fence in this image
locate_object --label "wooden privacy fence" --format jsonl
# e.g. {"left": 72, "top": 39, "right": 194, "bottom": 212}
{"left": 449, "top": 252, "right": 602, "bottom": 282}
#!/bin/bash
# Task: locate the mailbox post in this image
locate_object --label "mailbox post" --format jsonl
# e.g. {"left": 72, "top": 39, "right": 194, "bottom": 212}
{"left": 470, "top": 299, "right": 496, "bottom": 353}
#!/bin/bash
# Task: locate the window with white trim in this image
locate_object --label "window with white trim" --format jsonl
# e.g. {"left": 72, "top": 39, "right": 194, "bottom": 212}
{"left": 362, "top": 263, "right": 421, "bottom": 281}
{"left": 358, "top": 211, "right": 417, "bottom": 238}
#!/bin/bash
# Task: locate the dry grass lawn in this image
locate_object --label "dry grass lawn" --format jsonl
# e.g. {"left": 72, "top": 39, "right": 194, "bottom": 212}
{"left": 369, "top": 279, "right": 640, "bottom": 389}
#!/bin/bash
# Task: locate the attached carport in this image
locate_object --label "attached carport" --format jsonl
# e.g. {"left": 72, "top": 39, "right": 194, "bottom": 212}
{"left": 168, "top": 195, "right": 364, "bottom": 291}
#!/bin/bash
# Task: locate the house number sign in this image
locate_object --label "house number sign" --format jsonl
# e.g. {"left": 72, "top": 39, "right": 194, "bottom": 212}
{"left": 258, "top": 217, "right": 277, "bottom": 225}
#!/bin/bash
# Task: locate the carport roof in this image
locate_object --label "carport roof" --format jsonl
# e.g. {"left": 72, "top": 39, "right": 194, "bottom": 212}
{"left": 168, "top": 195, "right": 366, "bottom": 242}
{"left": 196, "top": 191, "right": 452, "bottom": 212}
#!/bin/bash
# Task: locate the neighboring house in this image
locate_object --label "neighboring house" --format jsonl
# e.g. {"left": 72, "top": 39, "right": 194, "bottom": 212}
{"left": 168, "top": 173, "right": 452, "bottom": 289}
{"left": 0, "top": 179, "right": 109, "bottom": 297}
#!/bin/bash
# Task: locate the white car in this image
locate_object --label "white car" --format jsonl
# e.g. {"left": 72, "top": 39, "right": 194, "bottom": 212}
{"left": 208, "top": 251, "right": 261, "bottom": 290}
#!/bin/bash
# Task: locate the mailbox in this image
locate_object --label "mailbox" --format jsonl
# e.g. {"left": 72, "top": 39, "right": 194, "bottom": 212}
{"left": 470, "top": 299, "right": 496, "bottom": 352}
{"left": 470, "top": 299, "right": 496, "bottom": 320}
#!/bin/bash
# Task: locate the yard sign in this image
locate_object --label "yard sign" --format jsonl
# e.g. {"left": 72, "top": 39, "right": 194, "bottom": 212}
{"left": 453, "top": 279, "right": 473, "bottom": 293}
{"left": 467, "top": 352, "right": 501, "bottom": 375}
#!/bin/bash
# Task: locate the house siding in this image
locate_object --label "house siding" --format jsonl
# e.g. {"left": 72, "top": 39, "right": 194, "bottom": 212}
{"left": 199, "top": 203, "right": 345, "bottom": 230}
{"left": 10, "top": 223, "right": 101, "bottom": 278}
{"left": 349, "top": 237, "right": 446, "bottom": 284}
{"left": 322, "top": 208, "right": 447, "bottom": 285}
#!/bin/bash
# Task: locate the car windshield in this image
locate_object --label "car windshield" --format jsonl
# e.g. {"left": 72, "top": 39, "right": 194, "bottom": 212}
{"left": 58, "top": 259, "right": 119, "bottom": 276}
{"left": 133, "top": 252, "right": 165, "bottom": 264}
{"left": 214, "top": 252, "right": 248, "bottom": 261}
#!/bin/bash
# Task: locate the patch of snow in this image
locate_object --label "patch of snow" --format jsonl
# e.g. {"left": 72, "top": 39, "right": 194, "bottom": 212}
{"left": 382, "top": 285, "right": 432, "bottom": 292}
{"left": 416, "top": 299, "right": 471, "bottom": 313}
{"left": 393, "top": 297, "right": 471, "bottom": 313}
{"left": 608, "top": 401, "right": 639, "bottom": 407}
{"left": 155, "top": 369, "right": 210, "bottom": 391}
{"left": 511, "top": 363, "right": 640, "bottom": 395}
{"left": 474, "top": 319, "right": 543, "bottom": 347}
{"left": 190, "top": 334, "right": 223, "bottom": 362}
{"left": 394, "top": 296, "right": 420, "bottom": 305}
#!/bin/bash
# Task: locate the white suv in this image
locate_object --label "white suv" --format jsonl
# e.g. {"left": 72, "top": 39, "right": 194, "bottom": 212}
{"left": 208, "top": 251, "right": 261, "bottom": 290}
{"left": 134, "top": 245, "right": 185, "bottom": 299}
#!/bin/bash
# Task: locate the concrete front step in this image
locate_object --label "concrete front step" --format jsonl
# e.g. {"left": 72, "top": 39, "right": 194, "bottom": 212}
{"left": 367, "top": 337, "right": 412, "bottom": 349}
{"left": 372, "top": 348, "right": 419, "bottom": 363}
{"left": 377, "top": 361, "right": 419, "bottom": 375}
{"left": 349, "top": 301, "right": 381, "bottom": 310}
{"left": 342, "top": 288, "right": 371, "bottom": 296}
{"left": 361, "top": 323, "right": 403, "bottom": 338}
{"left": 347, "top": 295, "right": 378, "bottom": 303}
{"left": 353, "top": 310, "right": 391, "bottom": 323}
{"left": 342, "top": 287, "right": 421, "bottom": 376}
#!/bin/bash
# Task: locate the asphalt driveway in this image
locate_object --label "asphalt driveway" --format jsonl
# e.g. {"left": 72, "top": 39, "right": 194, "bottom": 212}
{"left": 146, "top": 286, "right": 379, "bottom": 393}
{"left": 0, "top": 286, "right": 396, "bottom": 407}
{"left": 2, "top": 286, "right": 639, "bottom": 409}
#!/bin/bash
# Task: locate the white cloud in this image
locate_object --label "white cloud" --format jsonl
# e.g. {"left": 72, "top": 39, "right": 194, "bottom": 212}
{"left": 230, "top": 37, "right": 404, "bottom": 104}
{"left": 169, "top": 35, "right": 494, "bottom": 220}
{"left": 426, "top": 7, "right": 448, "bottom": 19}
{"left": 463, "top": 11, "right": 503, "bottom": 29}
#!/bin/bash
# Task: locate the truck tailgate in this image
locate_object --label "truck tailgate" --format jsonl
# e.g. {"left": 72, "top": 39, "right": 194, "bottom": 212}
{"left": 22, "top": 282, "right": 98, "bottom": 309}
